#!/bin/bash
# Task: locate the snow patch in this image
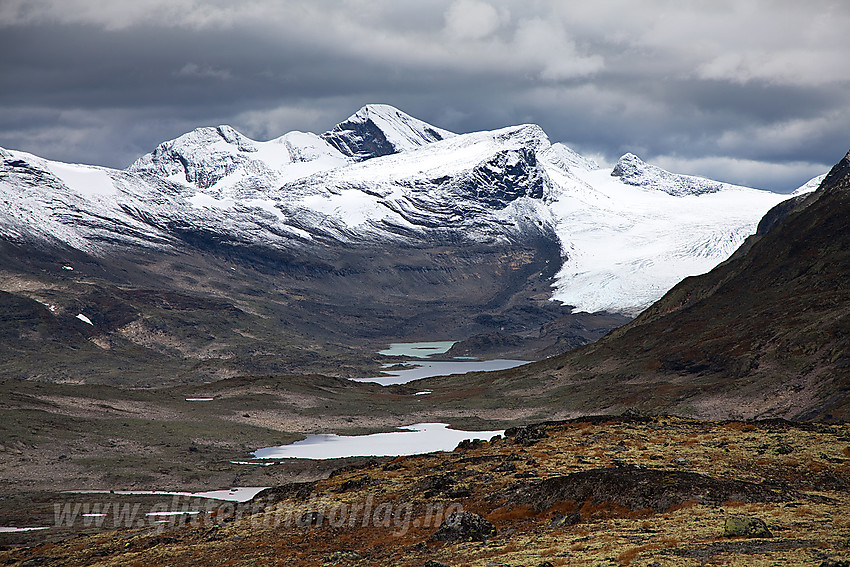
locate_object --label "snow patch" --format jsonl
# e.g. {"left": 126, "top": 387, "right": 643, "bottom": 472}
{"left": 45, "top": 162, "right": 117, "bottom": 197}
{"left": 189, "top": 193, "right": 236, "bottom": 210}
{"left": 298, "top": 189, "right": 389, "bottom": 228}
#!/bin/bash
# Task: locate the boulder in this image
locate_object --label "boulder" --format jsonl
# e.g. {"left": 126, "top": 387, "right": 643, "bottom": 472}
{"left": 428, "top": 511, "right": 496, "bottom": 543}
{"left": 723, "top": 516, "right": 773, "bottom": 538}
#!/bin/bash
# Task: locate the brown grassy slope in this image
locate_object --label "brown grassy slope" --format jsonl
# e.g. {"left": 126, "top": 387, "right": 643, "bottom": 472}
{"left": 3, "top": 416, "right": 848, "bottom": 566}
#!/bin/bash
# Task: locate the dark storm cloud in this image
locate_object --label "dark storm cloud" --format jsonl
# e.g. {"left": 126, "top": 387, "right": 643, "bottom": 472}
{"left": 1, "top": 0, "right": 849, "bottom": 190}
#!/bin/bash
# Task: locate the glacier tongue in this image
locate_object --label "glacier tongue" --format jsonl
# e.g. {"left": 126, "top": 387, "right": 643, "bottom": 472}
{"left": 547, "top": 166, "right": 788, "bottom": 315}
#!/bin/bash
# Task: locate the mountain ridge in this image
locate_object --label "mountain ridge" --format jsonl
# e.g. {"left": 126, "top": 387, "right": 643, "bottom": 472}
{"left": 1, "top": 105, "right": 792, "bottom": 314}
{"left": 0, "top": 104, "right": 808, "bottom": 384}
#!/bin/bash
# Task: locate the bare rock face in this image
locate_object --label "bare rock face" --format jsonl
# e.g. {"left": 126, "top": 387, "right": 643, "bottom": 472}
{"left": 321, "top": 104, "right": 454, "bottom": 161}
{"left": 450, "top": 147, "right": 550, "bottom": 208}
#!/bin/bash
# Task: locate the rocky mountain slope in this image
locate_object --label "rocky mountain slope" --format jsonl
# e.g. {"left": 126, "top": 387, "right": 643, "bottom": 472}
{"left": 455, "top": 149, "right": 850, "bottom": 422}
{"left": 0, "top": 105, "right": 797, "bottom": 383}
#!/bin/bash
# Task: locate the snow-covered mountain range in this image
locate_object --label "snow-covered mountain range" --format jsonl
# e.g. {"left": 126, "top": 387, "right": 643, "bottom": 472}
{"left": 0, "top": 104, "right": 807, "bottom": 315}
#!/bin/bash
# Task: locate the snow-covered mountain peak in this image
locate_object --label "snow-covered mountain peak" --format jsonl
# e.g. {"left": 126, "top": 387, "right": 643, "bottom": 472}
{"left": 213, "top": 125, "right": 257, "bottom": 152}
{"left": 320, "top": 104, "right": 455, "bottom": 161}
{"left": 128, "top": 125, "right": 260, "bottom": 188}
{"left": 129, "top": 124, "right": 349, "bottom": 192}
{"left": 492, "top": 123, "right": 549, "bottom": 149}
{"left": 610, "top": 153, "right": 734, "bottom": 197}
{"left": 163, "top": 125, "right": 258, "bottom": 154}
{"left": 544, "top": 142, "right": 600, "bottom": 174}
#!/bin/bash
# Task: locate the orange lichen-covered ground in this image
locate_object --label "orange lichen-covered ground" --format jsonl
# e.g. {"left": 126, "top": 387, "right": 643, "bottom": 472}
{"left": 2, "top": 416, "right": 849, "bottom": 566}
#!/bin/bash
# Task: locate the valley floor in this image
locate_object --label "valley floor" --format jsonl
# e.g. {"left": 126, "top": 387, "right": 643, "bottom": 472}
{"left": 2, "top": 416, "right": 848, "bottom": 566}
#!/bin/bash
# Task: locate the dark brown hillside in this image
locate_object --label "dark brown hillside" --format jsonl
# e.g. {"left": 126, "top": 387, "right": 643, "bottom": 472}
{"left": 466, "top": 150, "right": 850, "bottom": 421}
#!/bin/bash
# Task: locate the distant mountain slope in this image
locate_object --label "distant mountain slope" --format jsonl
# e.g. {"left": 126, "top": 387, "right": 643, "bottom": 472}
{"left": 1, "top": 105, "right": 790, "bottom": 315}
{"left": 0, "top": 104, "right": 808, "bottom": 384}
{"left": 484, "top": 150, "right": 850, "bottom": 421}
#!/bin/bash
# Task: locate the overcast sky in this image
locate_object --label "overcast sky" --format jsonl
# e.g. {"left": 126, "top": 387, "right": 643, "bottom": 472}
{"left": 2, "top": 0, "right": 849, "bottom": 192}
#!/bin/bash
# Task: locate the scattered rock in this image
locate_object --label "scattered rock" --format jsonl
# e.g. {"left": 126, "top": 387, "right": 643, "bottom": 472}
{"left": 493, "top": 461, "right": 517, "bottom": 473}
{"left": 775, "top": 442, "right": 794, "bottom": 455}
{"left": 423, "top": 561, "right": 450, "bottom": 567}
{"left": 445, "top": 487, "right": 472, "bottom": 498}
{"left": 255, "top": 481, "right": 317, "bottom": 503}
{"left": 820, "top": 560, "right": 850, "bottom": 567}
{"left": 429, "top": 511, "right": 496, "bottom": 543}
{"left": 536, "top": 562, "right": 555, "bottom": 567}
{"left": 337, "top": 475, "right": 377, "bottom": 493}
{"left": 723, "top": 516, "right": 773, "bottom": 538}
{"left": 418, "top": 474, "right": 455, "bottom": 497}
{"left": 297, "top": 511, "right": 325, "bottom": 528}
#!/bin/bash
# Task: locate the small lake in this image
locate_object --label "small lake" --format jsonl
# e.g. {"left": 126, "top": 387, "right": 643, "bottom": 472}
{"left": 366, "top": 340, "right": 530, "bottom": 385}
{"left": 67, "top": 487, "right": 269, "bottom": 503}
{"left": 378, "top": 341, "right": 456, "bottom": 358}
{"left": 251, "top": 423, "right": 503, "bottom": 460}
{"left": 357, "top": 359, "right": 529, "bottom": 386}
{"left": 244, "top": 342, "right": 522, "bottom": 461}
